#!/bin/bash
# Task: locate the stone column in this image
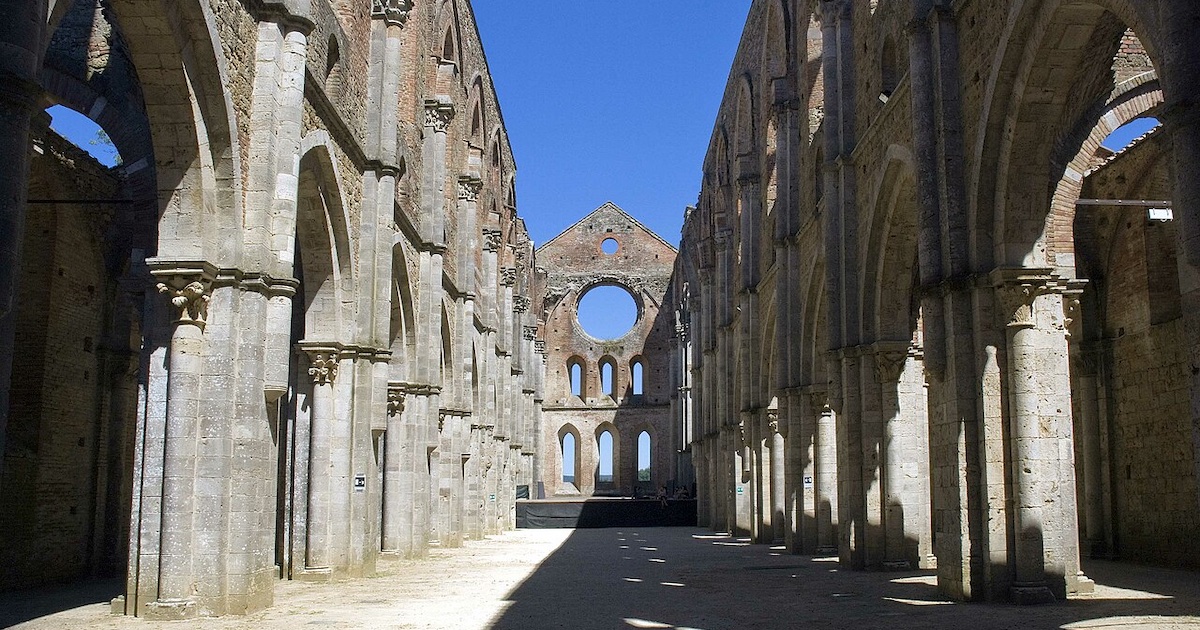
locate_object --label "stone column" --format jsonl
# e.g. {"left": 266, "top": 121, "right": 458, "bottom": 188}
{"left": 1074, "top": 349, "right": 1107, "bottom": 558}
{"left": 0, "top": 1, "right": 45, "bottom": 498}
{"left": 811, "top": 388, "right": 838, "bottom": 555}
{"left": 148, "top": 270, "right": 212, "bottom": 619}
{"left": 381, "top": 384, "right": 405, "bottom": 554}
{"left": 993, "top": 270, "right": 1089, "bottom": 602}
{"left": 299, "top": 343, "right": 340, "bottom": 579}
{"left": 874, "top": 342, "right": 923, "bottom": 570}
{"left": 768, "top": 410, "right": 786, "bottom": 544}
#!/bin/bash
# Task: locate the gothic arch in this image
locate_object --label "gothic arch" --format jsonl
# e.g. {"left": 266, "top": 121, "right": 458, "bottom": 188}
{"left": 970, "top": 0, "right": 1163, "bottom": 269}
{"left": 861, "top": 145, "right": 920, "bottom": 342}
{"left": 99, "top": 0, "right": 244, "bottom": 263}
{"left": 296, "top": 142, "right": 354, "bottom": 340}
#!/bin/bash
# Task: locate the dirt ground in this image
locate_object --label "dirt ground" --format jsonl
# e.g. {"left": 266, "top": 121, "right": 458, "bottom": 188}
{"left": 3, "top": 528, "right": 1200, "bottom": 630}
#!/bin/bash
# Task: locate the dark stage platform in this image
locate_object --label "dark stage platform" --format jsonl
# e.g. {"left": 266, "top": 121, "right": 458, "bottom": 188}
{"left": 515, "top": 497, "right": 698, "bottom": 529}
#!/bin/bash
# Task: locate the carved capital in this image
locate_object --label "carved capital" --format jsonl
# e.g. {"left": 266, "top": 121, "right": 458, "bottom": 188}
{"left": 150, "top": 261, "right": 217, "bottom": 331}
{"left": 371, "top": 0, "right": 412, "bottom": 26}
{"left": 766, "top": 409, "right": 783, "bottom": 437}
{"left": 157, "top": 279, "right": 211, "bottom": 330}
{"left": 304, "top": 350, "right": 339, "bottom": 385}
{"left": 534, "top": 340, "right": 546, "bottom": 354}
{"left": 514, "top": 296, "right": 531, "bottom": 313}
{"left": 872, "top": 342, "right": 910, "bottom": 384}
{"left": 482, "top": 228, "right": 503, "bottom": 252}
{"left": 387, "top": 387, "right": 406, "bottom": 417}
{"left": 457, "top": 175, "right": 483, "bottom": 202}
{"left": 522, "top": 325, "right": 537, "bottom": 341}
{"left": 500, "top": 267, "right": 517, "bottom": 287}
{"left": 423, "top": 99, "right": 455, "bottom": 132}
{"left": 991, "top": 269, "right": 1054, "bottom": 330}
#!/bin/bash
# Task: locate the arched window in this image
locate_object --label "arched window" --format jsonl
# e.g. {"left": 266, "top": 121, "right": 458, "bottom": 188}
{"left": 599, "top": 357, "right": 617, "bottom": 398}
{"left": 637, "top": 431, "right": 651, "bottom": 483}
{"left": 598, "top": 430, "right": 614, "bottom": 484}
{"left": 568, "top": 359, "right": 584, "bottom": 398}
{"left": 631, "top": 359, "right": 644, "bottom": 396}
{"left": 562, "top": 433, "right": 576, "bottom": 484}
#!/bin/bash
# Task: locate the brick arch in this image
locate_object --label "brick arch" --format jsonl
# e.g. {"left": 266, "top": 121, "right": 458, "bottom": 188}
{"left": 1044, "top": 72, "right": 1163, "bottom": 268}
{"left": 971, "top": 0, "right": 1162, "bottom": 270}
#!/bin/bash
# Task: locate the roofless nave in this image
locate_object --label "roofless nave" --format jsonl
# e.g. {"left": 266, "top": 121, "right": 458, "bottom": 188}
{"left": 0, "top": 0, "right": 1198, "bottom": 621}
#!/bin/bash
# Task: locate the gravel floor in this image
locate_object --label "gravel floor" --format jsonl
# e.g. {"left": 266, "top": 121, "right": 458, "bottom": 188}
{"left": 3, "top": 527, "right": 1199, "bottom": 630}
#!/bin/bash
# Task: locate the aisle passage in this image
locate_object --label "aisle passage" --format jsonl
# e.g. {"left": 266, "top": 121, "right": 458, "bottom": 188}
{"left": 6, "top": 528, "right": 1200, "bottom": 629}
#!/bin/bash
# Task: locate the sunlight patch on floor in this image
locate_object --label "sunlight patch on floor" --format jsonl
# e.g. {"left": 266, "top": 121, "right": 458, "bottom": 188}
{"left": 1061, "top": 615, "right": 1200, "bottom": 628}
{"left": 882, "top": 596, "right": 955, "bottom": 606}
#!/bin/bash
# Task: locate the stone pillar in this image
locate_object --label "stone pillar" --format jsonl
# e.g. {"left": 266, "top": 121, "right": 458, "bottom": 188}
{"left": 147, "top": 271, "right": 212, "bottom": 619}
{"left": 811, "top": 394, "right": 838, "bottom": 555}
{"left": 1074, "top": 350, "right": 1107, "bottom": 558}
{"left": 299, "top": 343, "right": 340, "bottom": 579}
{"left": 768, "top": 410, "right": 786, "bottom": 544}
{"left": 421, "top": 99, "right": 454, "bottom": 247}
{"left": 0, "top": 0, "right": 45, "bottom": 498}
{"left": 381, "top": 385, "right": 405, "bottom": 554}
{"left": 993, "top": 270, "right": 1089, "bottom": 602}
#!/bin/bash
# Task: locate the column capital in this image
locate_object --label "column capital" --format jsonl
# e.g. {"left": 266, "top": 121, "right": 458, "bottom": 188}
{"left": 521, "top": 325, "right": 537, "bottom": 340}
{"left": 871, "top": 340, "right": 911, "bottom": 383}
{"left": 149, "top": 260, "right": 218, "bottom": 330}
{"left": 423, "top": 98, "right": 455, "bottom": 132}
{"left": 514, "top": 296, "right": 531, "bottom": 314}
{"left": 500, "top": 266, "right": 517, "bottom": 287}
{"left": 299, "top": 342, "right": 343, "bottom": 385}
{"left": 371, "top": 0, "right": 413, "bottom": 27}
{"left": 990, "top": 267, "right": 1054, "bottom": 329}
{"left": 386, "top": 385, "right": 406, "bottom": 417}
{"left": 457, "top": 175, "right": 483, "bottom": 202}
{"left": 482, "top": 228, "right": 503, "bottom": 252}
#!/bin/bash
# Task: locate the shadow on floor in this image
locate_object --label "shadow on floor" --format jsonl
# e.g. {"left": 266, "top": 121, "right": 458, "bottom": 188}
{"left": 488, "top": 527, "right": 1200, "bottom": 630}
{"left": 0, "top": 577, "right": 120, "bottom": 628}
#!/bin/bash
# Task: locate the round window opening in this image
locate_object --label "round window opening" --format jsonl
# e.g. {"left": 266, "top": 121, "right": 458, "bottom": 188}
{"left": 601, "top": 238, "right": 619, "bottom": 255}
{"left": 576, "top": 284, "right": 638, "bottom": 340}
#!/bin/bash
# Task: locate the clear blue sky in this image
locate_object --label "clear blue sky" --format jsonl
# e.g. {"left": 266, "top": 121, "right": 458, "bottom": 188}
{"left": 473, "top": 1, "right": 752, "bottom": 248}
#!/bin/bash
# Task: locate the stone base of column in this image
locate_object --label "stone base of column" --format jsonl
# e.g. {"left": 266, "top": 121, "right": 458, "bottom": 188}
{"left": 882, "top": 559, "right": 911, "bottom": 571}
{"left": 143, "top": 598, "right": 198, "bottom": 620}
{"left": 1010, "top": 584, "right": 1057, "bottom": 605}
{"left": 295, "top": 567, "right": 333, "bottom": 582}
{"left": 920, "top": 554, "right": 938, "bottom": 570}
{"left": 1072, "top": 572, "right": 1096, "bottom": 595}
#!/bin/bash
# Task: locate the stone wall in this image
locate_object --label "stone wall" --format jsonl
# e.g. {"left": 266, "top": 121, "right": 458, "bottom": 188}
{"left": 537, "top": 203, "right": 680, "bottom": 497}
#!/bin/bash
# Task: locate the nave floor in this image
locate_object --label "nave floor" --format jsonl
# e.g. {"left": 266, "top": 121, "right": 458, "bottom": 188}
{"left": 4, "top": 527, "right": 1200, "bottom": 629}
